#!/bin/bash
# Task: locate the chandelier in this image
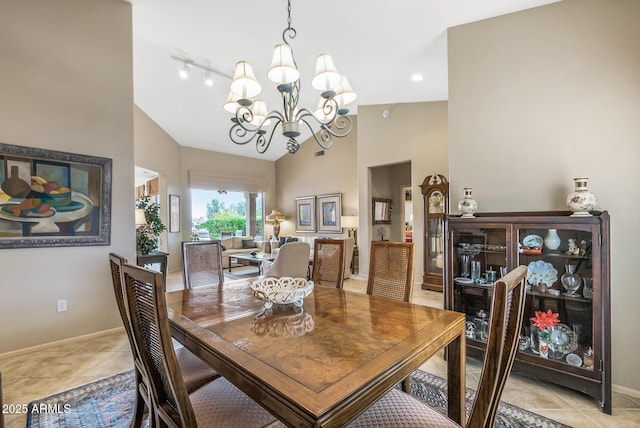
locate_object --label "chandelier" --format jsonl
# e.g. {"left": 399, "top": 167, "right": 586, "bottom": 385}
{"left": 226, "top": 0, "right": 356, "bottom": 155}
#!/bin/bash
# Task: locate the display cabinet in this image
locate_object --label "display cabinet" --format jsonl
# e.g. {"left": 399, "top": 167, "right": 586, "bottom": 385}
{"left": 420, "top": 174, "right": 449, "bottom": 291}
{"left": 444, "top": 211, "right": 611, "bottom": 414}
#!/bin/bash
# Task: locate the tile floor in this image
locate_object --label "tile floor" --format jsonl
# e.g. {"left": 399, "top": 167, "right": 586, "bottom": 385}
{"left": 1, "top": 269, "right": 638, "bottom": 428}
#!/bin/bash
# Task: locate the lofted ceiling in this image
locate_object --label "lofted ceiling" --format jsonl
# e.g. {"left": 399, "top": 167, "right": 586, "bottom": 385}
{"left": 130, "top": 0, "right": 560, "bottom": 161}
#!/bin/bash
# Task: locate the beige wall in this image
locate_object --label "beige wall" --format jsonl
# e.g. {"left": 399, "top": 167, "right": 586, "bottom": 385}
{"left": 357, "top": 102, "right": 449, "bottom": 283}
{"left": 275, "top": 117, "right": 358, "bottom": 240}
{"left": 0, "top": 0, "right": 133, "bottom": 352}
{"left": 134, "top": 106, "right": 183, "bottom": 271}
{"left": 448, "top": 0, "right": 640, "bottom": 392}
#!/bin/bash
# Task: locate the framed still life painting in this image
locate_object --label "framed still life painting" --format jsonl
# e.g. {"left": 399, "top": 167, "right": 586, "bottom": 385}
{"left": 0, "top": 142, "right": 112, "bottom": 249}
{"left": 317, "top": 193, "right": 342, "bottom": 233}
{"left": 295, "top": 196, "right": 316, "bottom": 232}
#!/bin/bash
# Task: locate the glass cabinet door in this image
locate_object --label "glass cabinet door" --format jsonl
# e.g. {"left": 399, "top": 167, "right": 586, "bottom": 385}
{"left": 516, "top": 225, "right": 598, "bottom": 375}
{"left": 451, "top": 226, "right": 509, "bottom": 344}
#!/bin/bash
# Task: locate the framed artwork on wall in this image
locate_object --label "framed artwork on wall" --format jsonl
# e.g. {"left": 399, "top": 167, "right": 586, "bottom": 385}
{"left": 295, "top": 196, "right": 316, "bottom": 232}
{"left": 0, "top": 142, "right": 112, "bottom": 249}
{"left": 169, "top": 194, "right": 180, "bottom": 233}
{"left": 317, "top": 193, "right": 342, "bottom": 233}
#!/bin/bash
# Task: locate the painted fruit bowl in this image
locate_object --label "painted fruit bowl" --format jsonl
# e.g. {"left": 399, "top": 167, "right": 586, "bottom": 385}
{"left": 31, "top": 190, "right": 72, "bottom": 207}
{"left": 250, "top": 277, "right": 314, "bottom": 308}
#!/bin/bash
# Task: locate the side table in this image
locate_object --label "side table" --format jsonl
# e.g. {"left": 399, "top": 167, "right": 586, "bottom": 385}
{"left": 136, "top": 251, "right": 169, "bottom": 288}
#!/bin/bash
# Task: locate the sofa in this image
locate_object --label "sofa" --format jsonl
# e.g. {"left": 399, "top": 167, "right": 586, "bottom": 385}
{"left": 218, "top": 236, "right": 263, "bottom": 269}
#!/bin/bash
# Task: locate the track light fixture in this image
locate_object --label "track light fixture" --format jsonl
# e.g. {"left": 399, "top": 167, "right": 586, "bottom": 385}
{"left": 172, "top": 56, "right": 230, "bottom": 87}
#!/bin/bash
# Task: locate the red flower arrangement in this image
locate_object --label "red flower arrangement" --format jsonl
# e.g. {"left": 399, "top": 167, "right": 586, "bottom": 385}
{"left": 530, "top": 310, "right": 560, "bottom": 330}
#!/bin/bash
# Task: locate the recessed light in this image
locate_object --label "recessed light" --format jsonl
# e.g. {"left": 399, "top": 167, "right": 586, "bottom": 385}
{"left": 411, "top": 73, "right": 423, "bottom": 82}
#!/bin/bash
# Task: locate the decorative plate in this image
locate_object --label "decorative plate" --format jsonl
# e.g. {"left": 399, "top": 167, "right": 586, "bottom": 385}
{"left": 250, "top": 277, "right": 314, "bottom": 308}
{"left": 548, "top": 323, "right": 578, "bottom": 357}
{"left": 526, "top": 260, "right": 558, "bottom": 287}
{"left": 523, "top": 234, "right": 543, "bottom": 249}
{"left": 566, "top": 353, "right": 583, "bottom": 367}
{"left": 454, "top": 277, "right": 473, "bottom": 285}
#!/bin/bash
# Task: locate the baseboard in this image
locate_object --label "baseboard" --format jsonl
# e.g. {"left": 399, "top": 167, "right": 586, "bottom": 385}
{"left": 0, "top": 327, "right": 125, "bottom": 358}
{"left": 613, "top": 383, "right": 640, "bottom": 399}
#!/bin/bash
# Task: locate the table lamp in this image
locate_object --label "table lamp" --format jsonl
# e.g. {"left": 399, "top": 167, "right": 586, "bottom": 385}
{"left": 265, "top": 209, "right": 286, "bottom": 240}
{"left": 341, "top": 215, "right": 359, "bottom": 248}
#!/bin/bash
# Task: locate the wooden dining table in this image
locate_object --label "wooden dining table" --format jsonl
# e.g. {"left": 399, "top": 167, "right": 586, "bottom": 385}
{"left": 166, "top": 278, "right": 466, "bottom": 427}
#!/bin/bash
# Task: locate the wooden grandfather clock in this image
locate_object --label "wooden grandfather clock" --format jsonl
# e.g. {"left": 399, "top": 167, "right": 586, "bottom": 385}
{"left": 421, "top": 174, "right": 449, "bottom": 292}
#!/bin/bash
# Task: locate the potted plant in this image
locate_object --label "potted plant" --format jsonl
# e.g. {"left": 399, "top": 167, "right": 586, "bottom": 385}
{"left": 136, "top": 196, "right": 167, "bottom": 254}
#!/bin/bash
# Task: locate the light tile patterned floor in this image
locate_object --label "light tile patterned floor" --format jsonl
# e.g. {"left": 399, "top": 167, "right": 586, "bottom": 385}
{"left": 1, "top": 269, "right": 638, "bottom": 427}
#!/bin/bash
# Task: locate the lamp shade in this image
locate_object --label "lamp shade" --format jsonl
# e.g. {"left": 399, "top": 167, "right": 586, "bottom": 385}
{"left": 268, "top": 44, "right": 300, "bottom": 84}
{"left": 223, "top": 91, "right": 241, "bottom": 114}
{"left": 341, "top": 215, "right": 358, "bottom": 229}
{"left": 266, "top": 209, "right": 286, "bottom": 222}
{"left": 312, "top": 54, "right": 341, "bottom": 91}
{"left": 334, "top": 76, "right": 357, "bottom": 107}
{"left": 250, "top": 100, "right": 271, "bottom": 127}
{"left": 230, "top": 61, "right": 262, "bottom": 99}
{"left": 135, "top": 209, "right": 147, "bottom": 226}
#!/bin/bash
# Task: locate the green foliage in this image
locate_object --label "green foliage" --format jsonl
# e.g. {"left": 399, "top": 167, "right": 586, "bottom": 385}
{"left": 197, "top": 194, "right": 262, "bottom": 237}
{"left": 135, "top": 196, "right": 167, "bottom": 254}
{"left": 200, "top": 214, "right": 245, "bottom": 238}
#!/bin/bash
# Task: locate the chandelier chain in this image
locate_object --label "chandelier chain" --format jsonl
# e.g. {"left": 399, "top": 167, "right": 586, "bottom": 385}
{"left": 282, "top": 0, "right": 297, "bottom": 46}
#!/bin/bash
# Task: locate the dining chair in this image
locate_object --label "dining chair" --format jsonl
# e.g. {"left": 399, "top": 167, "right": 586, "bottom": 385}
{"left": 366, "top": 241, "right": 415, "bottom": 303}
{"left": 182, "top": 240, "right": 225, "bottom": 289}
{"left": 366, "top": 241, "right": 414, "bottom": 391}
{"left": 109, "top": 253, "right": 219, "bottom": 427}
{"left": 348, "top": 265, "right": 528, "bottom": 428}
{"left": 311, "top": 239, "right": 345, "bottom": 288}
{"left": 120, "top": 262, "right": 282, "bottom": 428}
{"left": 262, "top": 241, "right": 310, "bottom": 278}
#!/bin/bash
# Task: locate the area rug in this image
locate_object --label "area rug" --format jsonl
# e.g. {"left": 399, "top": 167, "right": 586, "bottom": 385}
{"left": 27, "top": 369, "right": 570, "bottom": 428}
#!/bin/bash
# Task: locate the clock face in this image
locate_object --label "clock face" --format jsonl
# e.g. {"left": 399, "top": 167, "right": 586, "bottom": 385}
{"left": 429, "top": 190, "right": 444, "bottom": 214}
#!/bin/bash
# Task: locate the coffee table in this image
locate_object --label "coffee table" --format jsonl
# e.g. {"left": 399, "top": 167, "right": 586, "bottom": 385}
{"left": 231, "top": 252, "right": 275, "bottom": 273}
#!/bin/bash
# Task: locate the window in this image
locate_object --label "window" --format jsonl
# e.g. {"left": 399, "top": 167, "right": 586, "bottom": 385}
{"left": 191, "top": 189, "right": 263, "bottom": 238}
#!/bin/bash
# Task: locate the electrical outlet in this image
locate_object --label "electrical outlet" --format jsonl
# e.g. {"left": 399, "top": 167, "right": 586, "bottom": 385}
{"left": 57, "top": 299, "right": 67, "bottom": 312}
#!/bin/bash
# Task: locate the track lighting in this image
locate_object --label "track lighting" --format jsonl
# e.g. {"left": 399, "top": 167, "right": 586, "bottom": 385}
{"left": 172, "top": 56, "right": 230, "bottom": 88}
{"left": 179, "top": 61, "right": 193, "bottom": 79}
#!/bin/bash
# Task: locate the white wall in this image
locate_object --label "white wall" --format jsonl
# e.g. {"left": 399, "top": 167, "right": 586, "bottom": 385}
{"left": 0, "top": 0, "right": 134, "bottom": 353}
{"left": 448, "top": 0, "right": 640, "bottom": 392}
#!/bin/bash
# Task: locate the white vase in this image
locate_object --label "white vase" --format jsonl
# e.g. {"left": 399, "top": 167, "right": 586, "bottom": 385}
{"left": 458, "top": 187, "right": 478, "bottom": 218}
{"left": 566, "top": 177, "right": 597, "bottom": 217}
{"left": 544, "top": 229, "right": 561, "bottom": 250}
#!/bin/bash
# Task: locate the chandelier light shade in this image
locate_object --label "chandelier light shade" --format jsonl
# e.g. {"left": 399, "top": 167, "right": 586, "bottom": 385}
{"left": 230, "top": 61, "right": 262, "bottom": 102}
{"left": 265, "top": 209, "right": 287, "bottom": 239}
{"left": 312, "top": 54, "right": 341, "bottom": 94}
{"left": 223, "top": 91, "right": 241, "bottom": 114}
{"left": 268, "top": 44, "right": 299, "bottom": 84}
{"left": 334, "top": 76, "right": 357, "bottom": 115}
{"left": 227, "top": 0, "right": 355, "bottom": 155}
